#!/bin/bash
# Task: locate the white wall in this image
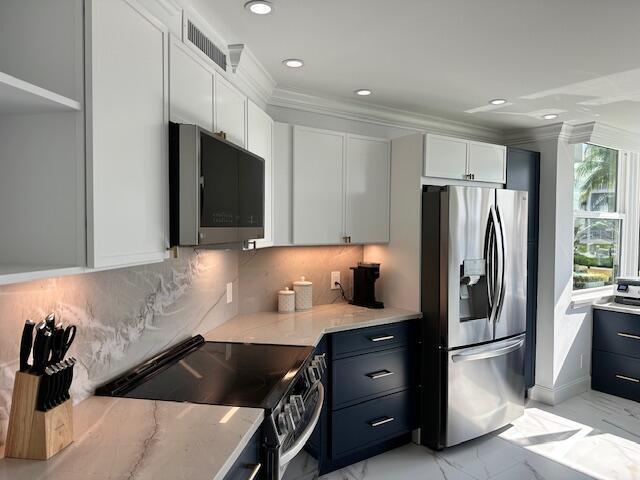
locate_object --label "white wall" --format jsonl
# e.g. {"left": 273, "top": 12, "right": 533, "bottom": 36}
{"left": 513, "top": 131, "right": 592, "bottom": 404}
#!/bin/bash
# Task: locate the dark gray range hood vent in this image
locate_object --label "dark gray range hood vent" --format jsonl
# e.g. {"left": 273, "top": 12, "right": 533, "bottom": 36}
{"left": 186, "top": 20, "right": 227, "bottom": 71}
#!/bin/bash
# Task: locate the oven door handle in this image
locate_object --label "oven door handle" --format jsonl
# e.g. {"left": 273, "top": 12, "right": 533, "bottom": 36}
{"left": 279, "top": 382, "right": 325, "bottom": 465}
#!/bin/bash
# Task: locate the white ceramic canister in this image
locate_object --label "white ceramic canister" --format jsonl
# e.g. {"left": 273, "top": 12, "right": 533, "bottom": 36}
{"left": 293, "top": 276, "right": 313, "bottom": 311}
{"left": 278, "top": 287, "right": 296, "bottom": 313}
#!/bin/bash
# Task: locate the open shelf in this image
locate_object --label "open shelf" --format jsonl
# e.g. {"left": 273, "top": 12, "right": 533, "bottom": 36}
{"left": 0, "top": 71, "right": 82, "bottom": 115}
{"left": 0, "top": 264, "right": 86, "bottom": 286}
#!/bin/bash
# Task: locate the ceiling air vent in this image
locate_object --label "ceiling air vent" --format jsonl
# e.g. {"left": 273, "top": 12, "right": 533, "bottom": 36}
{"left": 186, "top": 20, "right": 227, "bottom": 71}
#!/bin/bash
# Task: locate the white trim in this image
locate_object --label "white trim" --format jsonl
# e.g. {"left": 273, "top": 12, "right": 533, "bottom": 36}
{"left": 269, "top": 88, "right": 503, "bottom": 143}
{"left": 503, "top": 122, "right": 570, "bottom": 145}
{"left": 571, "top": 286, "right": 614, "bottom": 308}
{"left": 528, "top": 376, "right": 591, "bottom": 405}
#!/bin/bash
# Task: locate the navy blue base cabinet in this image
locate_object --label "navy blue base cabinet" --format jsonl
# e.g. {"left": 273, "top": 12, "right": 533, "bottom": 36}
{"left": 224, "top": 428, "right": 262, "bottom": 480}
{"left": 306, "top": 319, "right": 419, "bottom": 475}
{"left": 592, "top": 309, "right": 640, "bottom": 402}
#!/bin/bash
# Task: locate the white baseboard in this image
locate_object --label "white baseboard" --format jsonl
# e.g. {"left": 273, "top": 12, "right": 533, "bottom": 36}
{"left": 528, "top": 375, "right": 591, "bottom": 405}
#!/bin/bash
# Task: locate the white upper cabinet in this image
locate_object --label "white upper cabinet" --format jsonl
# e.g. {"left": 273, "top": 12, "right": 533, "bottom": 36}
{"left": 468, "top": 141, "right": 506, "bottom": 183}
{"left": 247, "top": 100, "right": 274, "bottom": 248}
{"left": 424, "top": 134, "right": 468, "bottom": 180}
{"left": 214, "top": 72, "right": 246, "bottom": 147}
{"left": 169, "top": 37, "right": 213, "bottom": 130}
{"left": 345, "top": 135, "right": 390, "bottom": 243}
{"left": 86, "top": 0, "right": 168, "bottom": 269}
{"left": 293, "top": 126, "right": 345, "bottom": 245}
{"left": 424, "top": 133, "right": 506, "bottom": 183}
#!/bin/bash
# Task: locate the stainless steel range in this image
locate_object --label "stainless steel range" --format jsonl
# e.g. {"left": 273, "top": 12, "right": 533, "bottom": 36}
{"left": 96, "top": 336, "right": 326, "bottom": 480}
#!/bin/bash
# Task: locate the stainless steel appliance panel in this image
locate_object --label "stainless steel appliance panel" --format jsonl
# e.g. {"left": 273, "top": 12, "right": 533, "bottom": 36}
{"left": 494, "top": 190, "right": 528, "bottom": 341}
{"left": 446, "top": 186, "right": 495, "bottom": 349}
{"left": 446, "top": 334, "right": 525, "bottom": 446}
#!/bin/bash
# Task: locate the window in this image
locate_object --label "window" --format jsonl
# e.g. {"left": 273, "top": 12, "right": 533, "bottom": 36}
{"left": 573, "top": 144, "right": 623, "bottom": 291}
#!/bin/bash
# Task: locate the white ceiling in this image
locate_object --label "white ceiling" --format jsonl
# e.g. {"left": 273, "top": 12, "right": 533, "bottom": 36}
{"left": 192, "top": 0, "right": 640, "bottom": 133}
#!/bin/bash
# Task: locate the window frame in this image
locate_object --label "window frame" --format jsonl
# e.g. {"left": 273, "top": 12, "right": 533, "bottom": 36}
{"left": 572, "top": 143, "right": 626, "bottom": 295}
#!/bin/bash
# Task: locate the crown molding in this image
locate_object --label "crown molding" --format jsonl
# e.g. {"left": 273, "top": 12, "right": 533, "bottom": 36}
{"left": 268, "top": 88, "right": 503, "bottom": 142}
{"left": 234, "top": 46, "right": 277, "bottom": 108}
{"left": 504, "top": 121, "right": 640, "bottom": 152}
{"left": 588, "top": 122, "right": 640, "bottom": 152}
{"left": 502, "top": 122, "right": 570, "bottom": 146}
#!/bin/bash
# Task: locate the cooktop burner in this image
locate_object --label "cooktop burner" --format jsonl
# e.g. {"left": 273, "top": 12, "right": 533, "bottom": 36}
{"left": 96, "top": 337, "right": 314, "bottom": 412}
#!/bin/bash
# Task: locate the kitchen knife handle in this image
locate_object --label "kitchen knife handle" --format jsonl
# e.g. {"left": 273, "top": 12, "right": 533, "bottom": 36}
{"left": 32, "top": 329, "right": 52, "bottom": 374}
{"left": 45, "top": 313, "right": 56, "bottom": 331}
{"left": 19, "top": 320, "right": 36, "bottom": 372}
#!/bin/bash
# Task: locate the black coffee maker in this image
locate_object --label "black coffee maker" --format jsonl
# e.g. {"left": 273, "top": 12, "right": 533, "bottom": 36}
{"left": 350, "top": 262, "right": 384, "bottom": 309}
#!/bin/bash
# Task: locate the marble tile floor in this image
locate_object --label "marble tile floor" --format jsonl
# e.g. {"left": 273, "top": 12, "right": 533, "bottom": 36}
{"left": 284, "top": 390, "right": 640, "bottom": 480}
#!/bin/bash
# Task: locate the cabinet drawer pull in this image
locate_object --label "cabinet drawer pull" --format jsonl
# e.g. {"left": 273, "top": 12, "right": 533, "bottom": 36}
{"left": 369, "top": 416, "right": 395, "bottom": 427}
{"left": 617, "top": 332, "right": 640, "bottom": 341}
{"left": 616, "top": 374, "right": 640, "bottom": 383}
{"left": 369, "top": 335, "right": 394, "bottom": 342}
{"left": 366, "top": 369, "right": 394, "bottom": 379}
{"left": 246, "top": 463, "right": 261, "bottom": 480}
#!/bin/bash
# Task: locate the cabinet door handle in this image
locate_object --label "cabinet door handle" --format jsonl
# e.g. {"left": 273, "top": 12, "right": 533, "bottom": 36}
{"left": 366, "top": 369, "right": 394, "bottom": 379}
{"left": 247, "top": 463, "right": 262, "bottom": 480}
{"left": 616, "top": 374, "right": 640, "bottom": 383}
{"left": 369, "top": 335, "right": 394, "bottom": 342}
{"left": 369, "top": 416, "right": 395, "bottom": 427}
{"left": 618, "top": 332, "right": 640, "bottom": 341}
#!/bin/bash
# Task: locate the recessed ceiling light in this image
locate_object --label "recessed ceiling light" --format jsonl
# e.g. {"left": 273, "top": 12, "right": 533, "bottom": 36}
{"left": 489, "top": 98, "right": 507, "bottom": 105}
{"left": 542, "top": 113, "right": 559, "bottom": 120}
{"left": 355, "top": 89, "right": 372, "bottom": 96}
{"left": 244, "top": 1, "right": 273, "bottom": 15}
{"left": 283, "top": 58, "right": 304, "bottom": 68}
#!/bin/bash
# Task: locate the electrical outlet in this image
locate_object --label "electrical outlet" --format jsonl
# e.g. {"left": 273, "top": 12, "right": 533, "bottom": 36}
{"left": 331, "top": 271, "right": 340, "bottom": 290}
{"left": 226, "top": 282, "right": 233, "bottom": 303}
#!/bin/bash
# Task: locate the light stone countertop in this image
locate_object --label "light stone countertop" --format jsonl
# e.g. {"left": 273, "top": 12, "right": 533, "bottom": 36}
{"left": 0, "top": 396, "right": 263, "bottom": 480}
{"left": 593, "top": 300, "right": 640, "bottom": 316}
{"left": 204, "top": 303, "right": 422, "bottom": 346}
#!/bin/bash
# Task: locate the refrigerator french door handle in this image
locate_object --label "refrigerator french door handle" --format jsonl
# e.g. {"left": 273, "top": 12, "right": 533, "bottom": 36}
{"left": 487, "top": 206, "right": 500, "bottom": 325}
{"left": 494, "top": 206, "right": 507, "bottom": 322}
{"left": 451, "top": 337, "right": 525, "bottom": 363}
{"left": 484, "top": 213, "right": 494, "bottom": 316}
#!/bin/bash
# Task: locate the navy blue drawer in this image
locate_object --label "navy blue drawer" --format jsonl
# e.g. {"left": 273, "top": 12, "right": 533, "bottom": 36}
{"left": 592, "top": 350, "right": 640, "bottom": 402}
{"left": 332, "top": 347, "right": 412, "bottom": 409}
{"left": 593, "top": 309, "right": 640, "bottom": 360}
{"left": 223, "top": 428, "right": 262, "bottom": 480}
{"left": 331, "top": 390, "right": 415, "bottom": 458}
{"left": 332, "top": 321, "right": 414, "bottom": 359}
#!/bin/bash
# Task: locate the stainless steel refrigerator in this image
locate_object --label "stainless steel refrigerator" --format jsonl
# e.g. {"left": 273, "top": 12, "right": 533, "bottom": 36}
{"left": 420, "top": 185, "right": 527, "bottom": 449}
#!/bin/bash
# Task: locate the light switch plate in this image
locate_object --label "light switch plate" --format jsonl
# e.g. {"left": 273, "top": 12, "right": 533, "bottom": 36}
{"left": 331, "top": 271, "right": 340, "bottom": 290}
{"left": 226, "top": 282, "right": 233, "bottom": 303}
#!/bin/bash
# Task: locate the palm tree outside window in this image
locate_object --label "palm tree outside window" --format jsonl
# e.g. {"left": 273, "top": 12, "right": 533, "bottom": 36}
{"left": 573, "top": 144, "right": 622, "bottom": 290}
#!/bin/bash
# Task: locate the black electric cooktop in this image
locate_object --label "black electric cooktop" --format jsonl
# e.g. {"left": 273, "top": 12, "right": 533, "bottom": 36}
{"left": 96, "top": 336, "right": 314, "bottom": 412}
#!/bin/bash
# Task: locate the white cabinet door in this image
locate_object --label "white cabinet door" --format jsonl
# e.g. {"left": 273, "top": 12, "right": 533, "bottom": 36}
{"left": 87, "top": 0, "right": 167, "bottom": 268}
{"left": 293, "top": 126, "right": 345, "bottom": 245}
{"left": 273, "top": 122, "right": 293, "bottom": 246}
{"left": 345, "top": 135, "right": 390, "bottom": 243}
{"left": 247, "top": 100, "right": 273, "bottom": 248}
{"left": 169, "top": 37, "right": 213, "bottom": 130}
{"left": 468, "top": 141, "right": 506, "bottom": 183}
{"left": 214, "top": 73, "right": 246, "bottom": 147}
{"left": 424, "top": 134, "right": 468, "bottom": 180}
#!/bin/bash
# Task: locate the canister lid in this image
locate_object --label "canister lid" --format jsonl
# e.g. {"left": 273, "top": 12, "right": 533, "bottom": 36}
{"left": 293, "top": 276, "right": 312, "bottom": 286}
{"left": 279, "top": 287, "right": 295, "bottom": 295}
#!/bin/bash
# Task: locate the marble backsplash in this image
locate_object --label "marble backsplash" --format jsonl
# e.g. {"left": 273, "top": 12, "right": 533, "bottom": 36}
{"left": 0, "top": 248, "right": 238, "bottom": 446}
{"left": 0, "top": 244, "right": 364, "bottom": 446}
{"left": 238, "top": 245, "right": 363, "bottom": 314}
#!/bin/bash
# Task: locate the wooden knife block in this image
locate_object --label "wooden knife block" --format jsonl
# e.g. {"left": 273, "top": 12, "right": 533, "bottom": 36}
{"left": 4, "top": 371, "right": 73, "bottom": 460}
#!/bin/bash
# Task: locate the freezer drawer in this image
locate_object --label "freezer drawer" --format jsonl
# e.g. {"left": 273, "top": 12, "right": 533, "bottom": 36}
{"left": 446, "top": 334, "right": 525, "bottom": 446}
